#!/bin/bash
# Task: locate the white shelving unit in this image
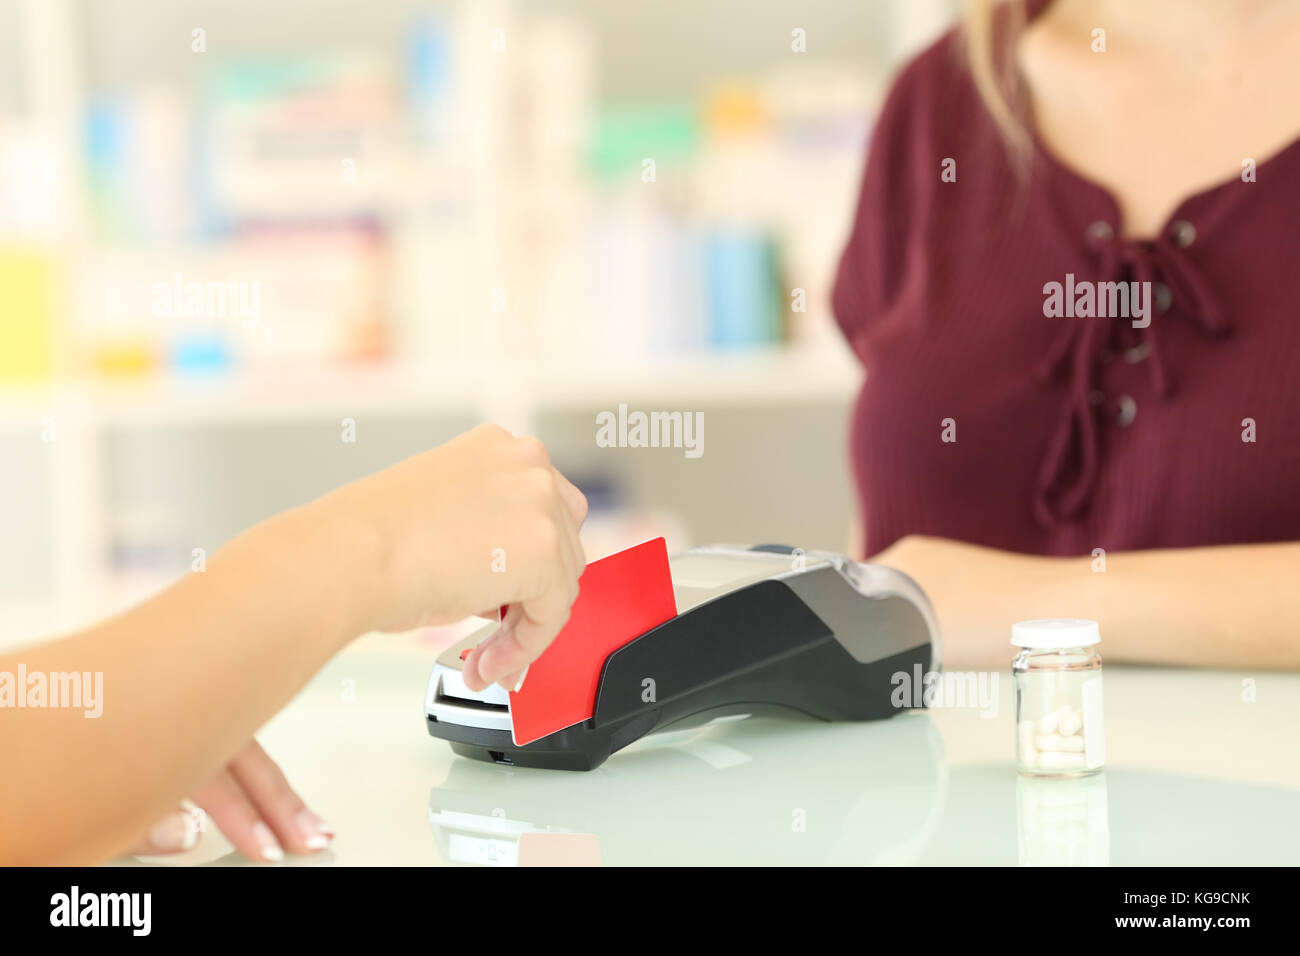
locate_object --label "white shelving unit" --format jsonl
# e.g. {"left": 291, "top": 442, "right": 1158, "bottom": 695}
{"left": 5, "top": 0, "right": 954, "bottom": 646}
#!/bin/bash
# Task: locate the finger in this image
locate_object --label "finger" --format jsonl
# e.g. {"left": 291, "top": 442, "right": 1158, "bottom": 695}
{"left": 474, "top": 503, "right": 584, "bottom": 690}
{"left": 550, "top": 471, "right": 588, "bottom": 572}
{"left": 497, "top": 662, "right": 530, "bottom": 695}
{"left": 462, "top": 604, "right": 522, "bottom": 691}
{"left": 477, "top": 579, "right": 575, "bottom": 690}
{"left": 229, "top": 740, "right": 333, "bottom": 855}
{"left": 491, "top": 606, "right": 531, "bottom": 693}
{"left": 193, "top": 769, "right": 286, "bottom": 863}
{"left": 552, "top": 467, "right": 590, "bottom": 528}
{"left": 549, "top": 498, "right": 582, "bottom": 607}
{"left": 464, "top": 476, "right": 584, "bottom": 691}
{"left": 542, "top": 471, "right": 585, "bottom": 602}
{"left": 127, "top": 808, "right": 200, "bottom": 856}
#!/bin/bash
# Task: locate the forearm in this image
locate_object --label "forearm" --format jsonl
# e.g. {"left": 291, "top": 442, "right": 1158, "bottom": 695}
{"left": 0, "top": 502, "right": 374, "bottom": 864}
{"left": 876, "top": 535, "right": 1300, "bottom": 671}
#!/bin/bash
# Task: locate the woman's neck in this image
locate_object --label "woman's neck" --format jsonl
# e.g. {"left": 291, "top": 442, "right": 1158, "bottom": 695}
{"left": 1051, "top": 0, "right": 1300, "bottom": 44}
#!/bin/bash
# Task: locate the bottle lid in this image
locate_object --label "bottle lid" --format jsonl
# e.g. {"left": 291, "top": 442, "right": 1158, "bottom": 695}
{"left": 1011, "top": 618, "right": 1100, "bottom": 648}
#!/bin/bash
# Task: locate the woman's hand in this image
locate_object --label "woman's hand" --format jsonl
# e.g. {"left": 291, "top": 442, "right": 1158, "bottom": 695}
{"left": 871, "top": 534, "right": 1071, "bottom": 671}
{"left": 870, "top": 534, "right": 1300, "bottom": 670}
{"left": 312, "top": 424, "right": 588, "bottom": 691}
{"left": 128, "top": 740, "right": 331, "bottom": 862}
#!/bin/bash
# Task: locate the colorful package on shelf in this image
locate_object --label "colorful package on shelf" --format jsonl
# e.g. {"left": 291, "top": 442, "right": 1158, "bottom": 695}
{"left": 0, "top": 247, "right": 55, "bottom": 383}
{"left": 704, "top": 229, "right": 781, "bottom": 350}
{"left": 405, "top": 14, "right": 454, "bottom": 148}
{"left": 85, "top": 89, "right": 191, "bottom": 243}
{"left": 75, "top": 250, "right": 190, "bottom": 380}
{"left": 589, "top": 103, "right": 699, "bottom": 182}
{"left": 228, "top": 223, "right": 390, "bottom": 365}
{"left": 73, "top": 221, "right": 388, "bottom": 382}
{"left": 199, "top": 56, "right": 399, "bottom": 228}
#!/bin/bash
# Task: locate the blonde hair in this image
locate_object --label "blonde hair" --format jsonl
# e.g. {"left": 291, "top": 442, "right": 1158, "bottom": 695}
{"left": 962, "top": 0, "right": 1033, "bottom": 167}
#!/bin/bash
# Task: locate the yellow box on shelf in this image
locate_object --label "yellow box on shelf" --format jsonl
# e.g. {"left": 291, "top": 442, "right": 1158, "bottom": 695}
{"left": 89, "top": 341, "right": 157, "bottom": 379}
{"left": 0, "top": 246, "right": 56, "bottom": 382}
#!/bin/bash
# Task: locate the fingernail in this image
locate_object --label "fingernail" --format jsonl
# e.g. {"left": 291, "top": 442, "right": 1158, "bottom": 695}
{"left": 148, "top": 813, "right": 197, "bottom": 852}
{"left": 296, "top": 810, "right": 332, "bottom": 850}
{"left": 252, "top": 821, "right": 284, "bottom": 862}
{"left": 512, "top": 664, "right": 530, "bottom": 693}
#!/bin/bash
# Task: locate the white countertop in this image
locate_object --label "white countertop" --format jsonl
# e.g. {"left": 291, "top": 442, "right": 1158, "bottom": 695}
{"left": 119, "top": 630, "right": 1300, "bottom": 866}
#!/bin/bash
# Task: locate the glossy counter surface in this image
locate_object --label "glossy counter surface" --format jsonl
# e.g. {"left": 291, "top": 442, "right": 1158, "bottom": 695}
{"left": 121, "top": 632, "right": 1300, "bottom": 866}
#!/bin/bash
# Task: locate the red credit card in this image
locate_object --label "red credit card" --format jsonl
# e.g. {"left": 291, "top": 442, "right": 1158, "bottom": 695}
{"left": 509, "top": 537, "right": 677, "bottom": 747}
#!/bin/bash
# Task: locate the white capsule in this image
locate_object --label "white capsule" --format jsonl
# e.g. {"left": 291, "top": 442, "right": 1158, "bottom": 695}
{"left": 1058, "top": 709, "right": 1083, "bottom": 736}
{"left": 1035, "top": 733, "right": 1084, "bottom": 753}
{"left": 1036, "top": 707, "right": 1063, "bottom": 735}
{"left": 1036, "top": 750, "right": 1086, "bottom": 771}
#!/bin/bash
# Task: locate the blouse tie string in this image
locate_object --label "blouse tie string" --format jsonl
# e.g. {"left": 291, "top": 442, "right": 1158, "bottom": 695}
{"left": 1031, "top": 229, "right": 1230, "bottom": 527}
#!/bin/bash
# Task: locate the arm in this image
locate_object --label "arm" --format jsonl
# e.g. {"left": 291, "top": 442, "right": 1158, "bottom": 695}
{"left": 872, "top": 535, "right": 1300, "bottom": 671}
{"left": 0, "top": 425, "right": 587, "bottom": 864}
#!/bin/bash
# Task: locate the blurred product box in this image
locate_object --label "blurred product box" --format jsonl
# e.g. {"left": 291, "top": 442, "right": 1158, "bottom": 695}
{"left": 73, "top": 224, "right": 388, "bottom": 379}
{"left": 200, "top": 57, "right": 399, "bottom": 227}
{"left": 0, "top": 246, "right": 55, "bottom": 383}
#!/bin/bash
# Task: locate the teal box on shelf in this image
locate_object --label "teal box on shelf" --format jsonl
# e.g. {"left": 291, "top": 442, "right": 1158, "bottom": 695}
{"left": 704, "top": 230, "right": 781, "bottom": 350}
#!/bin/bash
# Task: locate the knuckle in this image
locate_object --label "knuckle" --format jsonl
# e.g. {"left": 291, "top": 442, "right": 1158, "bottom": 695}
{"left": 514, "top": 435, "right": 550, "bottom": 466}
{"left": 574, "top": 489, "right": 589, "bottom": 521}
{"left": 512, "top": 434, "right": 548, "bottom": 465}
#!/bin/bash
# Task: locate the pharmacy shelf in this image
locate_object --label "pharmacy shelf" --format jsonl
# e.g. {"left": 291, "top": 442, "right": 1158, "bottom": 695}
{"left": 2, "top": 345, "right": 861, "bottom": 616}
{"left": 532, "top": 346, "right": 861, "bottom": 409}
{"left": 0, "top": 345, "right": 861, "bottom": 431}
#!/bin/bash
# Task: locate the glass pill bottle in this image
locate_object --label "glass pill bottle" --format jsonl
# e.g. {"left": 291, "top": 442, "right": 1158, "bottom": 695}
{"left": 1012, "top": 619, "right": 1105, "bottom": 777}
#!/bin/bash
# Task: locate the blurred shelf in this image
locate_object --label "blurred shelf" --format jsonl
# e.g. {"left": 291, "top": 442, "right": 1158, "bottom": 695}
{"left": 533, "top": 345, "right": 860, "bottom": 409}
{"left": 0, "top": 361, "right": 482, "bottom": 429}
{"left": 0, "top": 346, "right": 862, "bottom": 430}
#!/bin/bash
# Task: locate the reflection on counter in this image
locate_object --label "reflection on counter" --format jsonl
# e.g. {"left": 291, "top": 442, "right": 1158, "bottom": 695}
{"left": 1016, "top": 773, "right": 1110, "bottom": 867}
{"left": 428, "top": 710, "right": 947, "bottom": 866}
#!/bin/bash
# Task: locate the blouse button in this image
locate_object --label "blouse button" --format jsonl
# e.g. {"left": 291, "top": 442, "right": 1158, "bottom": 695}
{"left": 1124, "top": 341, "right": 1150, "bottom": 364}
{"left": 1086, "top": 220, "right": 1114, "bottom": 243}
{"left": 1154, "top": 282, "right": 1173, "bottom": 313}
{"left": 1171, "top": 219, "right": 1197, "bottom": 248}
{"left": 1116, "top": 395, "right": 1137, "bottom": 427}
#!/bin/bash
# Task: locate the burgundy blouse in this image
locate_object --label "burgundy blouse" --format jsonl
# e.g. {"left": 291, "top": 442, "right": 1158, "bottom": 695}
{"left": 832, "top": 25, "right": 1300, "bottom": 558}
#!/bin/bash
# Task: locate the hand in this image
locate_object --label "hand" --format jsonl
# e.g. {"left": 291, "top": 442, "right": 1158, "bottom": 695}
{"left": 316, "top": 424, "right": 588, "bottom": 690}
{"left": 872, "top": 534, "right": 1077, "bottom": 671}
{"left": 128, "top": 740, "right": 331, "bottom": 862}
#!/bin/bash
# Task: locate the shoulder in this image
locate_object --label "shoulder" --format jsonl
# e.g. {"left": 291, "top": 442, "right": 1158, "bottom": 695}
{"left": 870, "top": 27, "right": 983, "bottom": 161}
